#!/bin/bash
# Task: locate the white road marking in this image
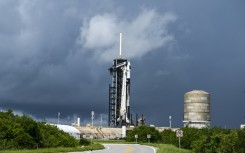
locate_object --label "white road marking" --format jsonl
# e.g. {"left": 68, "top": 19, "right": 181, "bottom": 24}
{"left": 144, "top": 145, "right": 156, "bottom": 153}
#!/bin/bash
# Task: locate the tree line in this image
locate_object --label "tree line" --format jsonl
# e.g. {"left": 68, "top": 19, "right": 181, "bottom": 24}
{"left": 125, "top": 125, "right": 245, "bottom": 153}
{"left": 0, "top": 110, "right": 81, "bottom": 150}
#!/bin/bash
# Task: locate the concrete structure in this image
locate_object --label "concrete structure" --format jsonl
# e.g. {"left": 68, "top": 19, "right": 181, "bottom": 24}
{"left": 241, "top": 124, "right": 245, "bottom": 129}
{"left": 76, "top": 126, "right": 122, "bottom": 139}
{"left": 183, "top": 90, "right": 211, "bottom": 128}
{"left": 75, "top": 126, "right": 179, "bottom": 139}
{"left": 155, "top": 127, "right": 178, "bottom": 132}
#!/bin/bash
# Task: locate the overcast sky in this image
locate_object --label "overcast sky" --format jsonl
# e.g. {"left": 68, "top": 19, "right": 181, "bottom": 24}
{"left": 0, "top": 0, "right": 245, "bottom": 128}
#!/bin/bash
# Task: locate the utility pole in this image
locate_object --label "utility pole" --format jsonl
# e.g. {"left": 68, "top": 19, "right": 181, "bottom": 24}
{"left": 91, "top": 111, "right": 94, "bottom": 127}
{"left": 169, "top": 116, "right": 172, "bottom": 128}
{"left": 58, "top": 112, "right": 60, "bottom": 124}
{"left": 100, "top": 114, "right": 103, "bottom": 128}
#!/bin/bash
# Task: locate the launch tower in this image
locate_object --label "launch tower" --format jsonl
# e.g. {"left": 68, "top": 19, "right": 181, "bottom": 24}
{"left": 108, "top": 33, "right": 131, "bottom": 127}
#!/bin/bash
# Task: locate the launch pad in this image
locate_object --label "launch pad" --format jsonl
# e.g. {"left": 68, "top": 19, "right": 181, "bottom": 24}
{"left": 108, "top": 33, "right": 131, "bottom": 127}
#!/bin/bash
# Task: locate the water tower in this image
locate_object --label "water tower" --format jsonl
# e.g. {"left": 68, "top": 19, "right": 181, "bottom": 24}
{"left": 183, "top": 90, "right": 211, "bottom": 128}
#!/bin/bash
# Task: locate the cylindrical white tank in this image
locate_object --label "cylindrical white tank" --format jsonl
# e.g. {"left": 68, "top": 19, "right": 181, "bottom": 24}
{"left": 183, "top": 90, "right": 210, "bottom": 128}
{"left": 122, "top": 126, "right": 126, "bottom": 138}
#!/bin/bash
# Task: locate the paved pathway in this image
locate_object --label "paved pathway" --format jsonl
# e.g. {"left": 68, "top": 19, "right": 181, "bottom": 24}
{"left": 71, "top": 144, "right": 156, "bottom": 153}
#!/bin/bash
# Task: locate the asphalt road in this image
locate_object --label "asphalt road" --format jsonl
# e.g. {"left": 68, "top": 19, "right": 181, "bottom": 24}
{"left": 71, "top": 144, "right": 156, "bottom": 153}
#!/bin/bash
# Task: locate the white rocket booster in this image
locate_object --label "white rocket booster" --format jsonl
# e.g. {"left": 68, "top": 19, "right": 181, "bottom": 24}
{"left": 127, "top": 61, "right": 131, "bottom": 79}
{"left": 126, "top": 62, "right": 130, "bottom": 108}
{"left": 120, "top": 66, "right": 127, "bottom": 116}
{"left": 119, "top": 63, "right": 130, "bottom": 123}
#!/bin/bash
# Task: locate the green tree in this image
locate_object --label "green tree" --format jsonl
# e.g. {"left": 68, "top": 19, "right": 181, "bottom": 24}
{"left": 160, "top": 129, "right": 177, "bottom": 144}
{"left": 235, "top": 128, "right": 245, "bottom": 153}
{"left": 181, "top": 127, "right": 201, "bottom": 149}
{"left": 0, "top": 110, "right": 79, "bottom": 150}
{"left": 218, "top": 130, "right": 238, "bottom": 153}
{"left": 126, "top": 126, "right": 161, "bottom": 143}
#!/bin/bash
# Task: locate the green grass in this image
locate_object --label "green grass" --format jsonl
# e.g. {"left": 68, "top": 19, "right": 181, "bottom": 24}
{"left": 0, "top": 143, "right": 104, "bottom": 153}
{"left": 146, "top": 143, "right": 191, "bottom": 153}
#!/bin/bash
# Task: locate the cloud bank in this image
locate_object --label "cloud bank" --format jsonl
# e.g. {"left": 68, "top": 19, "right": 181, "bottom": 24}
{"left": 78, "top": 9, "right": 177, "bottom": 62}
{"left": 0, "top": 2, "right": 177, "bottom": 123}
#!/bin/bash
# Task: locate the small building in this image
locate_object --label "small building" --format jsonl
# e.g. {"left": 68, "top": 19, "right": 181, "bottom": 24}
{"left": 53, "top": 124, "right": 81, "bottom": 139}
{"left": 241, "top": 124, "right": 245, "bottom": 129}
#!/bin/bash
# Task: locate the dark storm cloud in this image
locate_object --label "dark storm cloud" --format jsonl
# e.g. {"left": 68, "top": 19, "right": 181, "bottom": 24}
{"left": 0, "top": 1, "right": 110, "bottom": 114}
{"left": 0, "top": 0, "right": 175, "bottom": 124}
{"left": 0, "top": 0, "right": 245, "bottom": 128}
{"left": 129, "top": 0, "right": 245, "bottom": 128}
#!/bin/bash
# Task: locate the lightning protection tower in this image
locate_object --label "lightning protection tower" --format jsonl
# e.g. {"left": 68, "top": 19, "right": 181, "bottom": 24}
{"left": 108, "top": 33, "right": 131, "bottom": 127}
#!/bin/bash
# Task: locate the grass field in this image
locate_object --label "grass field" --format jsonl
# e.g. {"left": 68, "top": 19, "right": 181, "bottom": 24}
{"left": 0, "top": 143, "right": 104, "bottom": 153}
{"left": 148, "top": 144, "right": 191, "bottom": 153}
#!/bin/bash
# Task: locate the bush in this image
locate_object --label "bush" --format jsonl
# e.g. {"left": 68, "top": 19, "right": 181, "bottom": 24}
{"left": 0, "top": 110, "right": 79, "bottom": 150}
{"left": 125, "top": 126, "right": 161, "bottom": 143}
{"left": 80, "top": 138, "right": 91, "bottom": 146}
{"left": 125, "top": 125, "right": 245, "bottom": 153}
{"left": 160, "top": 129, "right": 177, "bottom": 144}
{"left": 181, "top": 127, "right": 202, "bottom": 149}
{"left": 236, "top": 128, "right": 245, "bottom": 153}
{"left": 190, "top": 127, "right": 245, "bottom": 153}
